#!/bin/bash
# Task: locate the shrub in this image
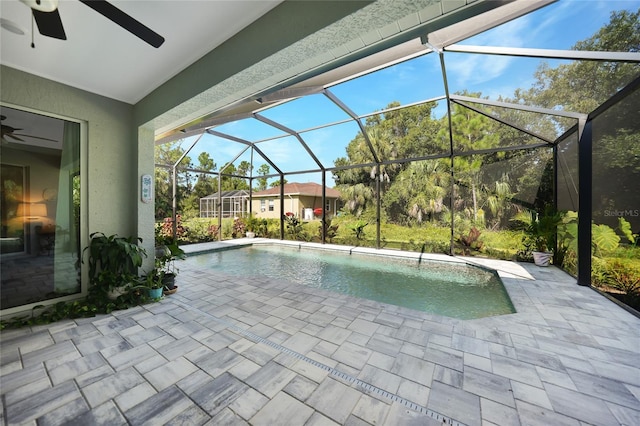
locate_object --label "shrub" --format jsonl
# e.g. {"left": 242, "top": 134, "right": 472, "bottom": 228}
{"left": 208, "top": 224, "right": 220, "bottom": 240}
{"left": 605, "top": 260, "right": 640, "bottom": 296}
{"left": 349, "top": 220, "right": 368, "bottom": 240}
{"left": 182, "top": 218, "right": 217, "bottom": 242}
{"left": 284, "top": 214, "right": 303, "bottom": 239}
{"left": 319, "top": 218, "right": 339, "bottom": 242}
{"left": 457, "top": 227, "right": 484, "bottom": 255}
{"left": 232, "top": 217, "right": 246, "bottom": 238}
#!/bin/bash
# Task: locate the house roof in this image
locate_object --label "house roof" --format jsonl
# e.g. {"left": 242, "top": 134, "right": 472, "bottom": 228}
{"left": 252, "top": 182, "right": 340, "bottom": 198}
{"left": 201, "top": 190, "right": 250, "bottom": 200}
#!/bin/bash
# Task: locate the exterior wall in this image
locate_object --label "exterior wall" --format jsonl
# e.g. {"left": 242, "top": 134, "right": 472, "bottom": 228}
{"left": 252, "top": 196, "right": 338, "bottom": 220}
{"left": 252, "top": 196, "right": 296, "bottom": 220}
{"left": 1, "top": 66, "right": 136, "bottom": 235}
{"left": 252, "top": 196, "right": 294, "bottom": 219}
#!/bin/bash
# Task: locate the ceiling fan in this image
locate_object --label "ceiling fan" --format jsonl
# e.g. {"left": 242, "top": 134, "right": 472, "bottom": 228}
{"left": 1, "top": 115, "right": 59, "bottom": 145}
{"left": 20, "top": 0, "right": 165, "bottom": 48}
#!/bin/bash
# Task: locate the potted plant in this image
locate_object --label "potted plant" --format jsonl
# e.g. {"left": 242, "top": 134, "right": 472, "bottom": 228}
{"left": 524, "top": 207, "right": 563, "bottom": 266}
{"left": 144, "top": 268, "right": 165, "bottom": 299}
{"left": 245, "top": 213, "right": 259, "bottom": 238}
{"left": 84, "top": 232, "right": 147, "bottom": 299}
{"left": 155, "top": 239, "right": 185, "bottom": 292}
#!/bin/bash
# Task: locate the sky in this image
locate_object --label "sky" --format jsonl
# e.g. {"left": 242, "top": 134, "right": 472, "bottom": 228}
{"left": 173, "top": 0, "right": 638, "bottom": 188}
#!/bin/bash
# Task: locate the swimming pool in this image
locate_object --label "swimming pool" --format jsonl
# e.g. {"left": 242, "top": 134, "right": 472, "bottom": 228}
{"left": 185, "top": 244, "right": 515, "bottom": 320}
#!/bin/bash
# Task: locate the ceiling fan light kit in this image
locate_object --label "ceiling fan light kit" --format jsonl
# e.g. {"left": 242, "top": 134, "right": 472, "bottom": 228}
{"left": 16, "top": 0, "right": 164, "bottom": 47}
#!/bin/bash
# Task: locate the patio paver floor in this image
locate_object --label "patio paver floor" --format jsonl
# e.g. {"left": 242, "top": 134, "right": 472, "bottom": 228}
{"left": 1, "top": 241, "right": 639, "bottom": 425}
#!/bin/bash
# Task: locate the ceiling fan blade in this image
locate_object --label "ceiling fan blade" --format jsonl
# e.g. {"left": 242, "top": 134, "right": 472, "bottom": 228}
{"left": 6, "top": 134, "right": 26, "bottom": 142}
{"left": 78, "top": 0, "right": 164, "bottom": 48}
{"left": 32, "top": 8, "right": 67, "bottom": 40}
{"left": 14, "top": 133, "right": 59, "bottom": 143}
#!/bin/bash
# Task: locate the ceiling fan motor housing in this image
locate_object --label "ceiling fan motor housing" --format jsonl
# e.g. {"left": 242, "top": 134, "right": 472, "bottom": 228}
{"left": 20, "top": 0, "right": 58, "bottom": 13}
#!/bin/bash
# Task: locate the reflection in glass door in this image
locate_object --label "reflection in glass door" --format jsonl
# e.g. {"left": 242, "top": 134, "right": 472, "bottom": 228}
{"left": 0, "top": 164, "right": 27, "bottom": 255}
{"left": 0, "top": 106, "right": 81, "bottom": 310}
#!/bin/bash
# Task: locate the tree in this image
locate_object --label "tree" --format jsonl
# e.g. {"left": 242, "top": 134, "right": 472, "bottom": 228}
{"left": 333, "top": 102, "right": 440, "bottom": 217}
{"left": 269, "top": 178, "right": 288, "bottom": 188}
{"left": 440, "top": 96, "right": 500, "bottom": 224}
{"left": 510, "top": 8, "right": 640, "bottom": 230}
{"left": 383, "top": 159, "right": 449, "bottom": 225}
{"left": 154, "top": 141, "right": 192, "bottom": 220}
{"left": 255, "top": 164, "right": 270, "bottom": 191}
{"left": 219, "top": 163, "right": 250, "bottom": 191}
{"left": 183, "top": 152, "right": 218, "bottom": 217}
{"left": 192, "top": 152, "right": 217, "bottom": 198}
{"left": 513, "top": 9, "right": 640, "bottom": 118}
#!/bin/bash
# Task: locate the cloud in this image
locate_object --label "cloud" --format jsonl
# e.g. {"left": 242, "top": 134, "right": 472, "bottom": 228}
{"left": 445, "top": 52, "right": 515, "bottom": 88}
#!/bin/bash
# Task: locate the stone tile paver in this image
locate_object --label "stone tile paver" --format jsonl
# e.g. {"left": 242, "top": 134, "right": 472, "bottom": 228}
{"left": 250, "top": 392, "right": 314, "bottom": 425}
{"left": 2, "top": 242, "right": 639, "bottom": 426}
{"left": 307, "top": 378, "right": 362, "bottom": 424}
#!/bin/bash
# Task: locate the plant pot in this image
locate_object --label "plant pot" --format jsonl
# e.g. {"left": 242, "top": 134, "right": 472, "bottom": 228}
{"left": 245, "top": 231, "right": 255, "bottom": 238}
{"left": 164, "top": 285, "right": 178, "bottom": 295}
{"left": 162, "top": 273, "right": 176, "bottom": 290}
{"left": 107, "top": 285, "right": 129, "bottom": 300}
{"left": 155, "top": 245, "right": 170, "bottom": 258}
{"left": 147, "top": 287, "right": 163, "bottom": 298}
{"left": 532, "top": 251, "right": 552, "bottom": 267}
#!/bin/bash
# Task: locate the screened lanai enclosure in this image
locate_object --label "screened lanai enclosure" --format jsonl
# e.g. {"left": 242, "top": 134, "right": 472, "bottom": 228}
{"left": 200, "top": 190, "right": 250, "bottom": 219}
{"left": 155, "top": 0, "right": 639, "bottom": 303}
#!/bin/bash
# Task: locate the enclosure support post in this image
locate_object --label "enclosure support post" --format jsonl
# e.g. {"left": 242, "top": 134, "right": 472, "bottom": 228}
{"left": 552, "top": 143, "right": 559, "bottom": 265}
{"left": 577, "top": 118, "right": 591, "bottom": 286}
{"left": 322, "top": 173, "right": 326, "bottom": 244}
{"left": 217, "top": 172, "right": 222, "bottom": 241}
{"left": 376, "top": 175, "right": 381, "bottom": 249}
{"left": 280, "top": 174, "right": 285, "bottom": 240}
{"left": 172, "top": 165, "right": 177, "bottom": 240}
{"left": 249, "top": 177, "right": 253, "bottom": 217}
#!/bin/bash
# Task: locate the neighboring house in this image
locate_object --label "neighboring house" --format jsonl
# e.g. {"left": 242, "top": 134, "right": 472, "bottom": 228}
{"left": 252, "top": 183, "right": 341, "bottom": 220}
{"left": 200, "top": 190, "right": 250, "bottom": 218}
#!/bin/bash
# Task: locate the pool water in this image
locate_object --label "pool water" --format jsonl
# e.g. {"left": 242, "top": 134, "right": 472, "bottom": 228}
{"left": 185, "top": 245, "right": 515, "bottom": 320}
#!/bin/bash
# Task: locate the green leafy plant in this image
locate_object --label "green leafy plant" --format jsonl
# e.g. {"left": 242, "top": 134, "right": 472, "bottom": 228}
{"left": 245, "top": 213, "right": 260, "bottom": 233}
{"left": 319, "top": 218, "right": 339, "bottom": 242}
{"left": 232, "top": 217, "right": 246, "bottom": 238}
{"left": 457, "top": 227, "right": 484, "bottom": 255}
{"left": 156, "top": 215, "right": 188, "bottom": 244}
{"left": 606, "top": 260, "right": 640, "bottom": 295}
{"left": 592, "top": 224, "right": 620, "bottom": 256}
{"left": 524, "top": 207, "right": 563, "bottom": 253}
{"left": 83, "top": 232, "right": 147, "bottom": 293}
{"left": 154, "top": 238, "right": 186, "bottom": 292}
{"left": 284, "top": 213, "right": 303, "bottom": 240}
{"left": 349, "top": 220, "right": 368, "bottom": 240}
{"left": 144, "top": 270, "right": 164, "bottom": 289}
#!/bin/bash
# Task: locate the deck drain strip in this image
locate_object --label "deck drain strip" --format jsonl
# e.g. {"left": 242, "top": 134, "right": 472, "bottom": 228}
{"left": 173, "top": 299, "right": 467, "bottom": 426}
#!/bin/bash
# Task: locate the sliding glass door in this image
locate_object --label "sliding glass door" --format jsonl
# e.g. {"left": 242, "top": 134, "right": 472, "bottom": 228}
{"left": 1, "top": 106, "right": 81, "bottom": 310}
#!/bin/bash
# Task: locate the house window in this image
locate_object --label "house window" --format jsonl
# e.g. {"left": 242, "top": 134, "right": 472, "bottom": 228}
{"left": 260, "top": 200, "right": 266, "bottom": 212}
{"left": 326, "top": 200, "right": 331, "bottom": 212}
{"left": 268, "top": 199, "right": 274, "bottom": 212}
